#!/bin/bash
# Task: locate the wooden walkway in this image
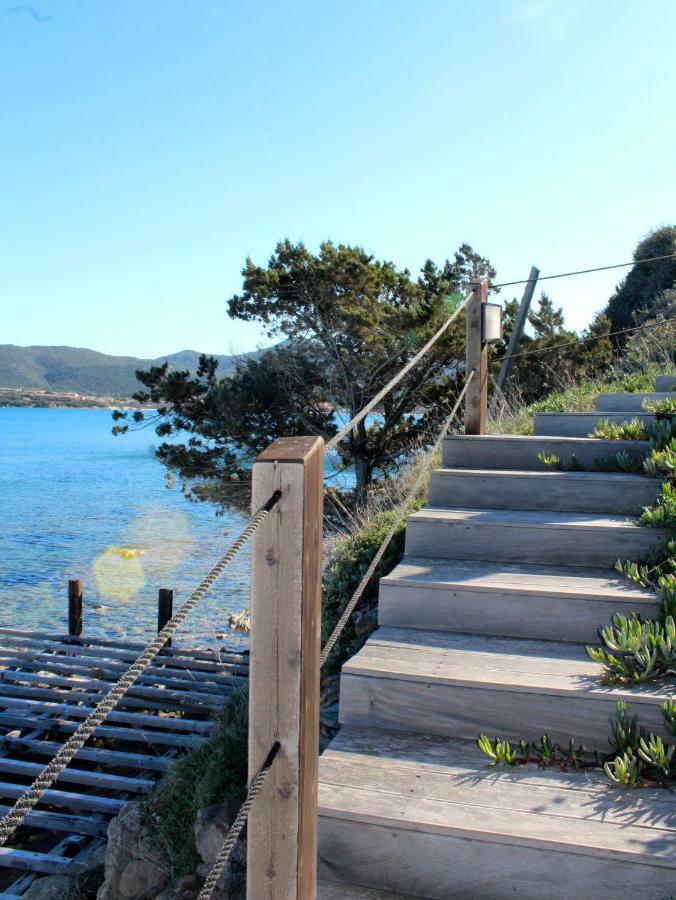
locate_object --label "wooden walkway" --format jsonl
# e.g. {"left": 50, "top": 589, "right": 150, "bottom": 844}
{"left": 0, "top": 627, "right": 247, "bottom": 896}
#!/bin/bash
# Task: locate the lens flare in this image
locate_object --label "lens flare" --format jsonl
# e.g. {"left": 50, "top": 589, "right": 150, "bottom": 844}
{"left": 92, "top": 548, "right": 145, "bottom": 602}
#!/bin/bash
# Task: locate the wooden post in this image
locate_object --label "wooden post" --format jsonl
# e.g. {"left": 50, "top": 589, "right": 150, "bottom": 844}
{"left": 494, "top": 265, "right": 540, "bottom": 399}
{"left": 465, "top": 278, "right": 489, "bottom": 434}
{"left": 247, "top": 436, "right": 324, "bottom": 900}
{"left": 68, "top": 580, "right": 83, "bottom": 636}
{"left": 158, "top": 589, "right": 173, "bottom": 647}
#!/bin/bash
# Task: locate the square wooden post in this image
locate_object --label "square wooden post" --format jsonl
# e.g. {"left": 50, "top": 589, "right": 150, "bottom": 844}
{"left": 247, "top": 436, "right": 324, "bottom": 900}
{"left": 465, "top": 278, "right": 489, "bottom": 434}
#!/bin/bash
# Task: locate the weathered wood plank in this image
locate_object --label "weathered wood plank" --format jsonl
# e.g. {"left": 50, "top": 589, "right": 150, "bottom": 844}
{"left": 1, "top": 737, "right": 173, "bottom": 772}
{"left": 248, "top": 437, "right": 324, "bottom": 899}
{"left": 0, "top": 847, "right": 73, "bottom": 874}
{"left": 0, "top": 805, "right": 107, "bottom": 836}
{"left": 0, "top": 758, "right": 154, "bottom": 793}
{"left": 0, "top": 781, "right": 123, "bottom": 813}
{"left": 0, "top": 713, "right": 204, "bottom": 748}
{"left": 0, "top": 696, "right": 213, "bottom": 734}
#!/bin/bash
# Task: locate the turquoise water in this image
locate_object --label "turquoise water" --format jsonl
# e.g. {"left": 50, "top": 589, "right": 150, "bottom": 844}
{"left": 0, "top": 408, "right": 347, "bottom": 648}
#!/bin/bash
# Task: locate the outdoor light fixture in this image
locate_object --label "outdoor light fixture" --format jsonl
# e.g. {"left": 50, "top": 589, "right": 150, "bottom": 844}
{"left": 483, "top": 303, "right": 503, "bottom": 343}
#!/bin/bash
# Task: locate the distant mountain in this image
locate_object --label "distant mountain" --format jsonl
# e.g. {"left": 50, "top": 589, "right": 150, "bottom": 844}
{"left": 0, "top": 344, "right": 264, "bottom": 398}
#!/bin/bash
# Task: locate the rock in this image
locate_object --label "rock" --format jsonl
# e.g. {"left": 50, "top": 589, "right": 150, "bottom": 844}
{"left": 194, "top": 800, "right": 245, "bottom": 870}
{"left": 23, "top": 876, "right": 77, "bottom": 900}
{"left": 97, "top": 801, "right": 169, "bottom": 900}
{"left": 118, "top": 858, "right": 167, "bottom": 898}
{"left": 193, "top": 800, "right": 246, "bottom": 896}
{"left": 174, "top": 873, "right": 199, "bottom": 897}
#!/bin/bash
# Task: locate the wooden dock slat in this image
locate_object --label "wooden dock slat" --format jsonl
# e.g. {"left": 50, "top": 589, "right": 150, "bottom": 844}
{"left": 0, "top": 649, "right": 247, "bottom": 687}
{"left": 0, "top": 626, "right": 245, "bottom": 890}
{"left": 0, "top": 759, "right": 154, "bottom": 794}
{"left": 0, "top": 677, "right": 226, "bottom": 712}
{"left": 0, "top": 847, "right": 73, "bottom": 874}
{"left": 0, "top": 712, "right": 205, "bottom": 748}
{"left": 0, "top": 628, "right": 249, "bottom": 664}
{"left": 0, "top": 634, "right": 248, "bottom": 675}
{"left": 0, "top": 781, "right": 124, "bottom": 813}
{"left": 0, "top": 805, "right": 108, "bottom": 836}
{"left": 0, "top": 695, "right": 213, "bottom": 734}
{"left": 1, "top": 737, "right": 173, "bottom": 772}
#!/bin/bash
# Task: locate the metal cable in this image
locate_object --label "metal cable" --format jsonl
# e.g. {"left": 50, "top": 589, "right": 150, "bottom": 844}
{"left": 326, "top": 289, "right": 473, "bottom": 452}
{"left": 320, "top": 371, "right": 475, "bottom": 666}
{"left": 197, "top": 741, "right": 280, "bottom": 900}
{"left": 499, "top": 315, "right": 676, "bottom": 363}
{"left": 0, "top": 491, "right": 282, "bottom": 847}
{"left": 492, "top": 252, "right": 676, "bottom": 289}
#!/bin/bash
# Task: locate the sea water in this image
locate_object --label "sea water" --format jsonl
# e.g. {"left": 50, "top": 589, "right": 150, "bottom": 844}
{"left": 0, "top": 408, "right": 351, "bottom": 650}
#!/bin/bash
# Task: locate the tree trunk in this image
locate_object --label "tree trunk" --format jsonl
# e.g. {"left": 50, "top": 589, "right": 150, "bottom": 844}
{"left": 352, "top": 420, "right": 372, "bottom": 508}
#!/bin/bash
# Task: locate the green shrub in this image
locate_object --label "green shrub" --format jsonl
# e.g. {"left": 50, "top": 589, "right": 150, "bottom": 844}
{"left": 478, "top": 700, "right": 676, "bottom": 788}
{"left": 144, "top": 686, "right": 249, "bottom": 878}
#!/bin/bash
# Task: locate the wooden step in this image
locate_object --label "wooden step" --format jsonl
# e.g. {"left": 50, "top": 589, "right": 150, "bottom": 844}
{"left": 428, "top": 468, "right": 661, "bottom": 514}
{"left": 318, "top": 726, "right": 676, "bottom": 900}
{"left": 378, "top": 557, "right": 658, "bottom": 643}
{"left": 442, "top": 434, "right": 650, "bottom": 471}
{"left": 338, "top": 628, "right": 672, "bottom": 748}
{"left": 534, "top": 412, "right": 655, "bottom": 437}
{"left": 655, "top": 375, "right": 676, "bottom": 391}
{"left": 318, "top": 880, "right": 418, "bottom": 899}
{"left": 404, "top": 507, "right": 665, "bottom": 568}
{"left": 596, "top": 391, "right": 673, "bottom": 412}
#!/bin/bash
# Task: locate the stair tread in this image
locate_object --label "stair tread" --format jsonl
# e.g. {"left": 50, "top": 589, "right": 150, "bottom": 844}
{"left": 443, "top": 434, "right": 650, "bottom": 447}
{"left": 409, "top": 506, "right": 643, "bottom": 530}
{"left": 342, "top": 627, "right": 671, "bottom": 704}
{"left": 434, "top": 467, "right": 656, "bottom": 482}
{"left": 319, "top": 726, "right": 676, "bottom": 865}
{"left": 599, "top": 391, "right": 672, "bottom": 400}
{"left": 382, "top": 557, "right": 656, "bottom": 603}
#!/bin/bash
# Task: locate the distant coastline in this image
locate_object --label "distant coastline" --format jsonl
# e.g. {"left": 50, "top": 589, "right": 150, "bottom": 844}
{"left": 0, "top": 387, "right": 140, "bottom": 409}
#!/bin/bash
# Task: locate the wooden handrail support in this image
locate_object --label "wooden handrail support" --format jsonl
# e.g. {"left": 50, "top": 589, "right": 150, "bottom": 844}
{"left": 465, "top": 278, "right": 489, "bottom": 434}
{"left": 247, "top": 436, "right": 324, "bottom": 899}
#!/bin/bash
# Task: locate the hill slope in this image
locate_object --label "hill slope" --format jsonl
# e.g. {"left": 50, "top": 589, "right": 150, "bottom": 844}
{"left": 0, "top": 345, "right": 261, "bottom": 397}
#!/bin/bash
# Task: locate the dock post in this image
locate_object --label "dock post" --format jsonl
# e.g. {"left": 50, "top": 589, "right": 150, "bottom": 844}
{"left": 247, "top": 436, "right": 324, "bottom": 900}
{"left": 158, "top": 588, "right": 173, "bottom": 647}
{"left": 465, "top": 277, "right": 489, "bottom": 434}
{"left": 68, "top": 579, "right": 83, "bottom": 636}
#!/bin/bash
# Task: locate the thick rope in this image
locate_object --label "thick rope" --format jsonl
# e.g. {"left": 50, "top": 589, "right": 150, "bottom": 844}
{"left": 0, "top": 491, "right": 281, "bottom": 847}
{"left": 197, "top": 741, "right": 280, "bottom": 900}
{"left": 326, "top": 289, "right": 472, "bottom": 453}
{"left": 320, "top": 371, "right": 475, "bottom": 665}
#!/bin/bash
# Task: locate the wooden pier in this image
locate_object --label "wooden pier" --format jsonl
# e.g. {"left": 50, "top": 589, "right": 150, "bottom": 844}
{"left": 0, "top": 622, "right": 248, "bottom": 896}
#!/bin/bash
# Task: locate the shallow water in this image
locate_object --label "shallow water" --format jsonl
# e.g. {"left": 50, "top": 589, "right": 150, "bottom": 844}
{"left": 0, "top": 408, "right": 347, "bottom": 650}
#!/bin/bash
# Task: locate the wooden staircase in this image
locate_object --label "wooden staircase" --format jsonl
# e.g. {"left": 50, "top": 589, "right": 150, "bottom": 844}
{"left": 317, "top": 379, "right": 676, "bottom": 899}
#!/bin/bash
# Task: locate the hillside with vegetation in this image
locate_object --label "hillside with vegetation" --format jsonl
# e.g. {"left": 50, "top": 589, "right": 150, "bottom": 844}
{"left": 0, "top": 345, "right": 263, "bottom": 399}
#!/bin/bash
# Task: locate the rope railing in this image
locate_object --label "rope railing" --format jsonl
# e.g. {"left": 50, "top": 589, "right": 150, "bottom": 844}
{"left": 326, "top": 287, "right": 473, "bottom": 452}
{"left": 320, "top": 370, "right": 475, "bottom": 666}
{"left": 0, "top": 490, "right": 282, "bottom": 848}
{"left": 197, "top": 740, "right": 280, "bottom": 900}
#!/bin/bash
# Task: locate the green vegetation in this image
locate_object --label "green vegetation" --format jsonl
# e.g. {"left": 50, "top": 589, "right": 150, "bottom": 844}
{"left": 491, "top": 367, "right": 669, "bottom": 436}
{"left": 536, "top": 451, "right": 562, "bottom": 469}
{"left": 478, "top": 700, "right": 676, "bottom": 788}
{"left": 116, "top": 240, "right": 495, "bottom": 508}
{"left": 604, "top": 226, "right": 676, "bottom": 335}
{"left": 492, "top": 293, "right": 612, "bottom": 406}
{"left": 142, "top": 686, "right": 249, "bottom": 878}
{"left": 0, "top": 345, "right": 245, "bottom": 398}
{"left": 644, "top": 396, "right": 676, "bottom": 418}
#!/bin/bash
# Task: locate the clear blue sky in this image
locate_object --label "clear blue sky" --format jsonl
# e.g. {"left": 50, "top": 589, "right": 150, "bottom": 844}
{"left": 2, "top": 0, "right": 675, "bottom": 358}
